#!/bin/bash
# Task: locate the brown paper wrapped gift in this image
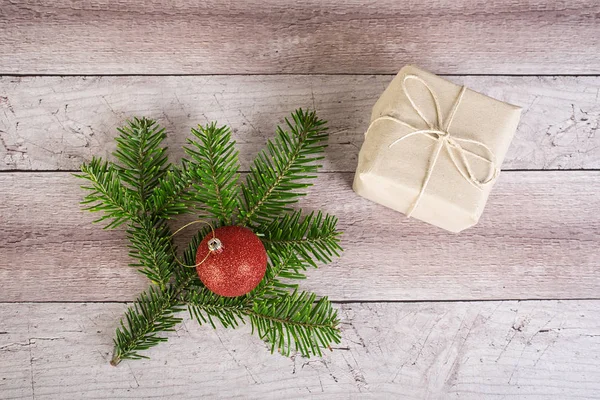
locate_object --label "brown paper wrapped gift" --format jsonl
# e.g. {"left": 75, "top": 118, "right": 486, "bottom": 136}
{"left": 353, "top": 65, "right": 522, "bottom": 232}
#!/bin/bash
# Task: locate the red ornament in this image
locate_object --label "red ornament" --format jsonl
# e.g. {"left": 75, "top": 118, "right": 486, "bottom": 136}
{"left": 196, "top": 226, "right": 267, "bottom": 297}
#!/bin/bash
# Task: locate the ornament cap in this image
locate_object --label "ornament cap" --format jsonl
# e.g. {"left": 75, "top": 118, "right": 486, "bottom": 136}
{"left": 207, "top": 237, "right": 223, "bottom": 253}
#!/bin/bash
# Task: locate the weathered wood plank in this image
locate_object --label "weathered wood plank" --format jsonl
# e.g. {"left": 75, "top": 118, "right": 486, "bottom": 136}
{"left": 1, "top": 301, "right": 599, "bottom": 399}
{"left": 1, "top": 1, "right": 599, "bottom": 75}
{"left": 1, "top": 171, "right": 599, "bottom": 302}
{"left": 1, "top": 75, "right": 600, "bottom": 171}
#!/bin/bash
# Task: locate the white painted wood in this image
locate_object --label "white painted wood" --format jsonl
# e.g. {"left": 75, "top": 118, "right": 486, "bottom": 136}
{"left": 2, "top": 171, "right": 599, "bottom": 302}
{"left": 1, "top": 0, "right": 599, "bottom": 75}
{"left": 1, "top": 301, "right": 599, "bottom": 399}
{"left": 1, "top": 1, "right": 599, "bottom": 396}
{"left": 1, "top": 75, "right": 599, "bottom": 171}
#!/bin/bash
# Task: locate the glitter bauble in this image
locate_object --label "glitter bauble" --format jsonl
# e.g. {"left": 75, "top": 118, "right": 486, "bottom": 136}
{"left": 196, "top": 226, "right": 267, "bottom": 297}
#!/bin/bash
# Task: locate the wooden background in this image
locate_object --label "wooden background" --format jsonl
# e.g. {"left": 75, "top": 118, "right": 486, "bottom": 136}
{"left": 1, "top": 1, "right": 599, "bottom": 398}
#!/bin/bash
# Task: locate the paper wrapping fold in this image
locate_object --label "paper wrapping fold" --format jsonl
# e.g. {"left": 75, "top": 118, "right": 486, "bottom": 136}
{"left": 353, "top": 65, "right": 522, "bottom": 233}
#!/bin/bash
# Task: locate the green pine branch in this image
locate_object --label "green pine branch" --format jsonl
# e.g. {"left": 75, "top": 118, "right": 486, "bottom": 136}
{"left": 77, "top": 157, "right": 139, "bottom": 228}
{"left": 180, "top": 242, "right": 339, "bottom": 356}
{"left": 78, "top": 110, "right": 344, "bottom": 365}
{"left": 184, "top": 289, "right": 248, "bottom": 329}
{"left": 126, "top": 219, "right": 175, "bottom": 287}
{"left": 148, "top": 166, "right": 194, "bottom": 219}
{"left": 111, "top": 228, "right": 207, "bottom": 366}
{"left": 248, "top": 291, "right": 340, "bottom": 357}
{"left": 258, "top": 210, "right": 342, "bottom": 267}
{"left": 110, "top": 285, "right": 184, "bottom": 366}
{"left": 184, "top": 123, "right": 240, "bottom": 225}
{"left": 114, "top": 118, "right": 170, "bottom": 208}
{"left": 238, "top": 109, "right": 328, "bottom": 226}
{"left": 249, "top": 247, "right": 308, "bottom": 299}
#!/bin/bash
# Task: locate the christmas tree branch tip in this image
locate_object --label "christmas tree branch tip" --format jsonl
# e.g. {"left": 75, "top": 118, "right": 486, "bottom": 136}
{"left": 77, "top": 109, "right": 344, "bottom": 365}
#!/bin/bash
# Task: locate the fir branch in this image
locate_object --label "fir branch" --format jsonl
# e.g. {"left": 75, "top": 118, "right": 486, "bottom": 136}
{"left": 184, "top": 123, "right": 240, "bottom": 225}
{"left": 184, "top": 288, "right": 247, "bottom": 329}
{"left": 248, "top": 291, "right": 340, "bottom": 357}
{"left": 148, "top": 165, "right": 194, "bottom": 219}
{"left": 248, "top": 247, "right": 308, "bottom": 299}
{"left": 114, "top": 117, "right": 169, "bottom": 208}
{"left": 77, "top": 157, "right": 139, "bottom": 228}
{"left": 238, "top": 109, "right": 328, "bottom": 226}
{"left": 126, "top": 219, "right": 175, "bottom": 287}
{"left": 111, "top": 230, "right": 205, "bottom": 366}
{"left": 258, "top": 210, "right": 342, "bottom": 267}
{"left": 110, "top": 285, "right": 183, "bottom": 366}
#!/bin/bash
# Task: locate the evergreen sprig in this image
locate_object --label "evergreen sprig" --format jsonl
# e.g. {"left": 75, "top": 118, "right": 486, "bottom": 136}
{"left": 259, "top": 210, "right": 342, "bottom": 267}
{"left": 249, "top": 291, "right": 340, "bottom": 356}
{"left": 148, "top": 166, "right": 193, "bottom": 219}
{"left": 184, "top": 123, "right": 240, "bottom": 225}
{"left": 78, "top": 158, "right": 139, "bottom": 228}
{"left": 110, "top": 285, "right": 183, "bottom": 365}
{"left": 238, "top": 109, "right": 328, "bottom": 226}
{"left": 77, "top": 109, "right": 343, "bottom": 365}
{"left": 114, "top": 118, "right": 170, "bottom": 208}
{"left": 126, "top": 219, "right": 175, "bottom": 286}
{"left": 251, "top": 247, "right": 308, "bottom": 298}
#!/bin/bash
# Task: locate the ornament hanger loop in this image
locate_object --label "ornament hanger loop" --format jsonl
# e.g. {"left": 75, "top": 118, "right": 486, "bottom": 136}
{"left": 170, "top": 219, "right": 220, "bottom": 269}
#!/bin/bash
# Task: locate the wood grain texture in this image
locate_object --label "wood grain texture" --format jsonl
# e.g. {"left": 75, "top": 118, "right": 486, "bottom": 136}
{"left": 2, "top": 75, "right": 600, "bottom": 171}
{"left": 2, "top": 171, "right": 599, "bottom": 302}
{"left": 1, "top": 0, "right": 599, "bottom": 75}
{"left": 1, "top": 301, "right": 599, "bottom": 399}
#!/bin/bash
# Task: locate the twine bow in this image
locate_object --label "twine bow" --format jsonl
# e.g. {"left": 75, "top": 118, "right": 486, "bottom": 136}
{"left": 365, "top": 74, "right": 499, "bottom": 217}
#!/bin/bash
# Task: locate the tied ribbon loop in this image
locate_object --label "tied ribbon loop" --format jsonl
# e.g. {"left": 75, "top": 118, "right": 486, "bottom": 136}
{"left": 365, "top": 74, "right": 499, "bottom": 217}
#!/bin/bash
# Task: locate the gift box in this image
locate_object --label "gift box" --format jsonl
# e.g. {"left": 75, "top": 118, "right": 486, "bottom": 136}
{"left": 353, "top": 65, "right": 522, "bottom": 232}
